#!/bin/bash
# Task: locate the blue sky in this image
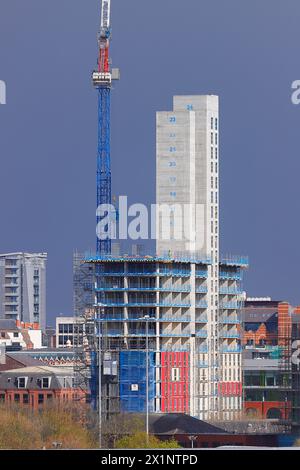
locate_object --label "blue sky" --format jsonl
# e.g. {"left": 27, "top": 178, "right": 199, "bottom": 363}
{"left": 0, "top": 0, "right": 300, "bottom": 325}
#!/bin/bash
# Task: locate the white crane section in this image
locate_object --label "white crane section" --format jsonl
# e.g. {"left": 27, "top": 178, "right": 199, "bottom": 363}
{"left": 101, "top": 0, "right": 111, "bottom": 32}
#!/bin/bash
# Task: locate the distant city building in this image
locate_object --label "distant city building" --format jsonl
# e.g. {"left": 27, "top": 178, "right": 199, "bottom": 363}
{"left": 42, "top": 326, "right": 56, "bottom": 348}
{"left": 242, "top": 298, "right": 300, "bottom": 426}
{"left": 0, "top": 253, "right": 47, "bottom": 330}
{"left": 56, "top": 316, "right": 84, "bottom": 348}
{"left": 0, "top": 319, "right": 42, "bottom": 350}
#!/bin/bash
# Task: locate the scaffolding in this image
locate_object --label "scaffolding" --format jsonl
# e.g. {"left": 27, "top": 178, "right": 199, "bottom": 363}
{"left": 73, "top": 252, "right": 96, "bottom": 403}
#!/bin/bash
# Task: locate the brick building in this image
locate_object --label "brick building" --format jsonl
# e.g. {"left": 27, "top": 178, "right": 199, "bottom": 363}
{"left": 242, "top": 298, "right": 300, "bottom": 421}
{"left": 0, "top": 365, "right": 86, "bottom": 408}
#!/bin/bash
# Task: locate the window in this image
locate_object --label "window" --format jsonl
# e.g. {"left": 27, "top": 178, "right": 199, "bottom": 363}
{"left": 171, "top": 367, "right": 180, "bottom": 382}
{"left": 23, "top": 394, "right": 29, "bottom": 404}
{"left": 38, "top": 394, "right": 44, "bottom": 404}
{"left": 42, "top": 377, "right": 50, "bottom": 389}
{"left": 266, "top": 376, "right": 275, "bottom": 387}
{"left": 14, "top": 394, "right": 20, "bottom": 403}
{"left": 0, "top": 394, "right": 5, "bottom": 402}
{"left": 13, "top": 332, "right": 19, "bottom": 338}
{"left": 17, "top": 377, "right": 27, "bottom": 389}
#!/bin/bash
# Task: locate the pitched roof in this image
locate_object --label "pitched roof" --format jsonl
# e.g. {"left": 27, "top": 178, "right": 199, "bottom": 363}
{"left": 5, "top": 353, "right": 41, "bottom": 367}
{"left": 149, "top": 413, "right": 227, "bottom": 435}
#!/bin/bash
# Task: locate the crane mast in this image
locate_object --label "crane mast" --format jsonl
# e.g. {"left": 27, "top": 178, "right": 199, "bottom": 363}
{"left": 93, "top": 0, "right": 119, "bottom": 255}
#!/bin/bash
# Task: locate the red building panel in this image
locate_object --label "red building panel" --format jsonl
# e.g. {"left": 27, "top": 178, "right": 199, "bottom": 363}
{"left": 161, "top": 352, "right": 189, "bottom": 413}
{"left": 218, "top": 381, "right": 243, "bottom": 396}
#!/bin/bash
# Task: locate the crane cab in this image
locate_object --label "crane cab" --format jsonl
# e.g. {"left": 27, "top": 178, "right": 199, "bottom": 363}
{"left": 92, "top": 71, "right": 112, "bottom": 87}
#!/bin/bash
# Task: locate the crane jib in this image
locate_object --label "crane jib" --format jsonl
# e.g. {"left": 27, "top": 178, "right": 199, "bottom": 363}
{"left": 101, "top": 0, "right": 111, "bottom": 30}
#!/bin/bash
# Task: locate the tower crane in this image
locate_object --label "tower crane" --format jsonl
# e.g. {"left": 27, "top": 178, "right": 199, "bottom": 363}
{"left": 93, "top": 0, "right": 119, "bottom": 255}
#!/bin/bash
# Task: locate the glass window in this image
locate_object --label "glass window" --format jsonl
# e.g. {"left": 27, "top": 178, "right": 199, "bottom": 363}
{"left": 38, "top": 394, "right": 44, "bottom": 404}
{"left": 17, "top": 377, "right": 26, "bottom": 389}
{"left": 42, "top": 377, "right": 50, "bottom": 389}
{"left": 23, "top": 394, "right": 29, "bottom": 404}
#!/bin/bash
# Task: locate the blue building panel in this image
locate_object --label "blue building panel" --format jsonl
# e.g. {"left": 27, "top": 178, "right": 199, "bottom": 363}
{"left": 119, "top": 351, "right": 155, "bottom": 413}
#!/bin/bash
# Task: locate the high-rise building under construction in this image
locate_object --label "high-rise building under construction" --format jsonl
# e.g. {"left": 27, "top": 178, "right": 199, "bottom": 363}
{"left": 74, "top": 2, "right": 248, "bottom": 423}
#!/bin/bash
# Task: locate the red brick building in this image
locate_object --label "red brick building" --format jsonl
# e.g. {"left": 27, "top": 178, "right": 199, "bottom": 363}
{"left": 0, "top": 365, "right": 86, "bottom": 409}
{"left": 242, "top": 299, "right": 300, "bottom": 421}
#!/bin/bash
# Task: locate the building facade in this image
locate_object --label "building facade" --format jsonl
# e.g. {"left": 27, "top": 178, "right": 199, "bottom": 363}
{"left": 155, "top": 95, "right": 244, "bottom": 419}
{"left": 0, "top": 365, "right": 85, "bottom": 408}
{"left": 0, "top": 319, "right": 42, "bottom": 350}
{"left": 85, "top": 253, "right": 246, "bottom": 421}
{"left": 0, "top": 253, "right": 47, "bottom": 330}
{"left": 242, "top": 298, "right": 297, "bottom": 423}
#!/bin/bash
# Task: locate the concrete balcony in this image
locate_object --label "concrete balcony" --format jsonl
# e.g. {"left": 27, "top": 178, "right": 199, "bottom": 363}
{"left": 220, "top": 346, "right": 242, "bottom": 353}
{"left": 219, "top": 272, "right": 242, "bottom": 280}
{"left": 195, "top": 271, "right": 208, "bottom": 278}
{"left": 221, "top": 316, "right": 242, "bottom": 324}
{"left": 195, "top": 286, "right": 208, "bottom": 293}
{"left": 159, "top": 316, "right": 191, "bottom": 323}
{"left": 219, "top": 287, "right": 243, "bottom": 295}
{"left": 195, "top": 316, "right": 208, "bottom": 323}
{"left": 196, "top": 330, "right": 208, "bottom": 338}
{"left": 220, "top": 331, "right": 241, "bottom": 339}
{"left": 219, "top": 302, "right": 242, "bottom": 309}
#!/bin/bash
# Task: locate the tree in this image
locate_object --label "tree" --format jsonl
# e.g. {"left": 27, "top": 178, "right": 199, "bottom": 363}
{"left": 102, "top": 413, "right": 145, "bottom": 448}
{"left": 115, "top": 432, "right": 181, "bottom": 449}
{"left": 0, "top": 404, "right": 96, "bottom": 449}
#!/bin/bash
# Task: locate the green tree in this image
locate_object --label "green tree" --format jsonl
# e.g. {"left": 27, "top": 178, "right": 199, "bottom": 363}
{"left": 115, "top": 431, "right": 181, "bottom": 449}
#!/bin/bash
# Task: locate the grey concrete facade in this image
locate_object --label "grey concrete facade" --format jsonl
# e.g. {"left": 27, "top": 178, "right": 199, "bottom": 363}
{"left": 156, "top": 96, "right": 244, "bottom": 420}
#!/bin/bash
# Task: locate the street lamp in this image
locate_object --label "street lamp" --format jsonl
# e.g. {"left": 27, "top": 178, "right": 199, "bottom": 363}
{"left": 139, "top": 314, "right": 150, "bottom": 440}
{"left": 188, "top": 435, "right": 197, "bottom": 449}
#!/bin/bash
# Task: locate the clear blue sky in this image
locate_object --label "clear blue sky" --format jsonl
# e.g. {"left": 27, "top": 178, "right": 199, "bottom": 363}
{"left": 0, "top": 0, "right": 300, "bottom": 325}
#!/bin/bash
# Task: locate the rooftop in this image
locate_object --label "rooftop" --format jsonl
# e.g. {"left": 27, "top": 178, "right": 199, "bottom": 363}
{"left": 84, "top": 252, "right": 248, "bottom": 267}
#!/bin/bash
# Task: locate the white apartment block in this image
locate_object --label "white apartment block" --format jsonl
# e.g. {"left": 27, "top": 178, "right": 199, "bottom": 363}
{"left": 0, "top": 253, "right": 47, "bottom": 330}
